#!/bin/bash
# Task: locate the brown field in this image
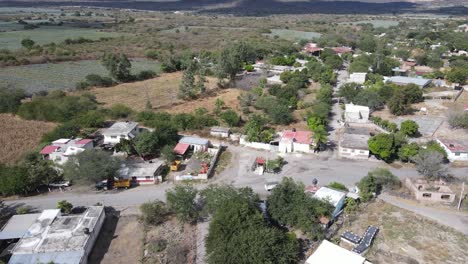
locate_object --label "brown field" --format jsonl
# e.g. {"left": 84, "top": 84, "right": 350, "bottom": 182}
{"left": 88, "top": 72, "right": 221, "bottom": 112}
{"left": 333, "top": 200, "right": 468, "bottom": 264}
{"left": 163, "top": 89, "right": 242, "bottom": 114}
{"left": 0, "top": 114, "right": 56, "bottom": 164}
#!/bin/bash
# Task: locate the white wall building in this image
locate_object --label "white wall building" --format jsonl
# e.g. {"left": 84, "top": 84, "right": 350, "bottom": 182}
{"left": 118, "top": 159, "right": 165, "bottom": 184}
{"left": 436, "top": 138, "right": 468, "bottom": 162}
{"left": 348, "top": 72, "right": 367, "bottom": 84}
{"left": 305, "top": 240, "right": 372, "bottom": 264}
{"left": 179, "top": 136, "right": 210, "bottom": 152}
{"left": 278, "top": 130, "right": 314, "bottom": 153}
{"left": 40, "top": 138, "right": 94, "bottom": 165}
{"left": 345, "top": 104, "right": 370, "bottom": 123}
{"left": 210, "top": 127, "right": 231, "bottom": 138}
{"left": 339, "top": 133, "right": 370, "bottom": 160}
{"left": 314, "top": 187, "right": 347, "bottom": 218}
{"left": 102, "top": 121, "right": 139, "bottom": 145}
{"left": 9, "top": 206, "right": 105, "bottom": 264}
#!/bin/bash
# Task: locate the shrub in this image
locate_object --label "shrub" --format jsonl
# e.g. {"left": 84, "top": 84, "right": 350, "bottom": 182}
{"left": 42, "top": 122, "right": 81, "bottom": 143}
{"left": 57, "top": 200, "right": 73, "bottom": 214}
{"left": 140, "top": 200, "right": 168, "bottom": 225}
{"left": 328, "top": 182, "right": 348, "bottom": 191}
{"left": 85, "top": 74, "right": 114, "bottom": 87}
{"left": 108, "top": 104, "right": 133, "bottom": 119}
{"left": 166, "top": 185, "right": 198, "bottom": 223}
{"left": 136, "top": 70, "right": 157, "bottom": 81}
{"left": 0, "top": 87, "right": 26, "bottom": 113}
{"left": 358, "top": 168, "right": 400, "bottom": 202}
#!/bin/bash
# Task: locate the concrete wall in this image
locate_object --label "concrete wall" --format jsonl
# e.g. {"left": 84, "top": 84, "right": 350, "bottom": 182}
{"left": 82, "top": 208, "right": 106, "bottom": 264}
{"left": 338, "top": 146, "right": 369, "bottom": 160}
{"left": 240, "top": 136, "right": 278, "bottom": 151}
{"left": 405, "top": 178, "right": 456, "bottom": 203}
{"left": 436, "top": 139, "right": 468, "bottom": 162}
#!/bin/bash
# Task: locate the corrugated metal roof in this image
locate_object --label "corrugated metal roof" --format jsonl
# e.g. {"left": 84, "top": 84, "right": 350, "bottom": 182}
{"left": 179, "top": 136, "right": 209, "bottom": 146}
{"left": 387, "top": 76, "right": 431, "bottom": 87}
{"left": 0, "top": 214, "right": 41, "bottom": 240}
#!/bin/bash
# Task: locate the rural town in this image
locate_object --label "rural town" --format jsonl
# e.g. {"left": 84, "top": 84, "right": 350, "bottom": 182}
{"left": 0, "top": 1, "right": 467, "bottom": 264}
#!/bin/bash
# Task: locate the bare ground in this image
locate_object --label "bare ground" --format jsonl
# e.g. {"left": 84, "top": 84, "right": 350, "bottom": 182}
{"left": 0, "top": 114, "right": 56, "bottom": 164}
{"left": 333, "top": 200, "right": 468, "bottom": 264}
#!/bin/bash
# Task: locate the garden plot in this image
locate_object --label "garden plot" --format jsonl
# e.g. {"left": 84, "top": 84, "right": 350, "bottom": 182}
{"left": 0, "top": 59, "right": 160, "bottom": 93}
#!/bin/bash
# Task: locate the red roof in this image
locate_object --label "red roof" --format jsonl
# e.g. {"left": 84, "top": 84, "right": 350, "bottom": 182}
{"left": 305, "top": 185, "right": 320, "bottom": 193}
{"left": 255, "top": 157, "right": 266, "bottom": 165}
{"left": 281, "top": 130, "right": 313, "bottom": 144}
{"left": 40, "top": 145, "right": 60, "bottom": 155}
{"left": 75, "top": 139, "right": 93, "bottom": 145}
{"left": 173, "top": 143, "right": 190, "bottom": 155}
{"left": 332, "top": 47, "right": 353, "bottom": 54}
{"left": 438, "top": 139, "right": 468, "bottom": 153}
{"left": 304, "top": 43, "right": 323, "bottom": 53}
{"left": 463, "top": 104, "right": 468, "bottom": 111}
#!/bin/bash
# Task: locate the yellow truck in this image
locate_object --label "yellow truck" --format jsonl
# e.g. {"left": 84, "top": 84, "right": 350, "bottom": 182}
{"left": 170, "top": 160, "right": 181, "bottom": 172}
{"left": 113, "top": 179, "right": 132, "bottom": 189}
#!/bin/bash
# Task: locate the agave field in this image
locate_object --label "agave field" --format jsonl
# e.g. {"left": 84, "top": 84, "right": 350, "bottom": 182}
{"left": 0, "top": 59, "right": 161, "bottom": 93}
{"left": 0, "top": 25, "right": 127, "bottom": 50}
{"left": 0, "top": 113, "right": 56, "bottom": 164}
{"left": 263, "top": 29, "right": 322, "bottom": 41}
{"left": 340, "top": 20, "right": 399, "bottom": 28}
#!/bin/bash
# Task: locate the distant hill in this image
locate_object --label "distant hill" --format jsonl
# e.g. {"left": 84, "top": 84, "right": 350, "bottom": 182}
{"left": 0, "top": 0, "right": 466, "bottom": 15}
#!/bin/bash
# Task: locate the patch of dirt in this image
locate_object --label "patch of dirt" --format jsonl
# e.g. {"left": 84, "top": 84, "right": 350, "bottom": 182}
{"left": 334, "top": 200, "right": 468, "bottom": 264}
{"left": 0, "top": 114, "right": 56, "bottom": 164}
{"left": 89, "top": 214, "right": 143, "bottom": 264}
{"left": 89, "top": 72, "right": 218, "bottom": 112}
{"left": 162, "top": 88, "right": 241, "bottom": 114}
{"left": 143, "top": 217, "right": 197, "bottom": 264}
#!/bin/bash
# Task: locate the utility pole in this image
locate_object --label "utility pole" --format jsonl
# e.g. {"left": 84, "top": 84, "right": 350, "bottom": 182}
{"left": 458, "top": 182, "right": 465, "bottom": 211}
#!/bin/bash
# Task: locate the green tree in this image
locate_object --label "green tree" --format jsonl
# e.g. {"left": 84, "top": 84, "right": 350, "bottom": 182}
{"left": 161, "top": 144, "right": 176, "bottom": 162}
{"left": 220, "top": 109, "right": 240, "bottom": 127}
{"left": 42, "top": 122, "right": 81, "bottom": 143}
{"left": 206, "top": 191, "right": 299, "bottom": 264}
{"left": 101, "top": 53, "right": 132, "bottom": 82}
{"left": 179, "top": 62, "right": 197, "bottom": 99}
{"left": 338, "top": 83, "right": 361, "bottom": 103}
{"left": 115, "top": 138, "right": 136, "bottom": 155}
{"left": 400, "top": 120, "right": 419, "bottom": 137}
{"left": 166, "top": 185, "right": 198, "bottom": 223}
{"left": 57, "top": 200, "right": 73, "bottom": 214}
{"left": 200, "top": 185, "right": 258, "bottom": 215}
{"left": 0, "top": 87, "right": 26, "bottom": 113}
{"left": 354, "top": 89, "right": 384, "bottom": 111}
{"left": 388, "top": 89, "right": 410, "bottom": 116}
{"left": 214, "top": 98, "right": 225, "bottom": 115}
{"left": 217, "top": 42, "right": 256, "bottom": 82}
{"left": 267, "top": 178, "right": 333, "bottom": 238}
{"left": 62, "top": 149, "right": 121, "bottom": 184}
{"left": 312, "top": 125, "right": 328, "bottom": 151}
{"left": 108, "top": 104, "right": 133, "bottom": 119}
{"left": 358, "top": 168, "right": 400, "bottom": 202}
{"left": 357, "top": 35, "right": 377, "bottom": 52}
{"left": 140, "top": 200, "right": 168, "bottom": 225}
{"left": 134, "top": 124, "right": 178, "bottom": 156}
{"left": 398, "top": 143, "right": 420, "bottom": 162}
{"left": 21, "top": 38, "right": 35, "bottom": 49}
{"left": 446, "top": 68, "right": 468, "bottom": 85}
{"left": 368, "top": 133, "right": 396, "bottom": 162}
{"left": 268, "top": 103, "right": 293, "bottom": 125}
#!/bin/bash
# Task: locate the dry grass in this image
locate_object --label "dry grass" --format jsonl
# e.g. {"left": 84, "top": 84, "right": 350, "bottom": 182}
{"left": 334, "top": 200, "right": 468, "bottom": 264}
{"left": 0, "top": 114, "right": 56, "bottom": 164}
{"left": 88, "top": 72, "right": 220, "bottom": 112}
{"left": 163, "top": 89, "right": 242, "bottom": 114}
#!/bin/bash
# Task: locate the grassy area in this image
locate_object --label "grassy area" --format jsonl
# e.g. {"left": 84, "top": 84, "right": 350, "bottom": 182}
{"left": 0, "top": 26, "right": 127, "bottom": 50}
{"left": 340, "top": 20, "right": 399, "bottom": 28}
{"left": 333, "top": 200, "right": 468, "bottom": 264}
{"left": 264, "top": 29, "right": 321, "bottom": 41}
{"left": 0, "top": 114, "right": 56, "bottom": 164}
{"left": 0, "top": 59, "right": 160, "bottom": 93}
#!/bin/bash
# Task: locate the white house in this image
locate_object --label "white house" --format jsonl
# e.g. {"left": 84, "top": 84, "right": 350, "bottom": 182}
{"left": 102, "top": 121, "right": 139, "bottom": 145}
{"left": 305, "top": 240, "right": 371, "bottom": 264}
{"left": 348, "top": 72, "right": 367, "bottom": 84}
{"left": 40, "top": 138, "right": 94, "bottom": 165}
{"left": 279, "top": 130, "right": 314, "bottom": 153}
{"left": 118, "top": 159, "right": 165, "bottom": 184}
{"left": 345, "top": 104, "right": 370, "bottom": 123}
{"left": 436, "top": 138, "right": 468, "bottom": 162}
{"left": 179, "top": 136, "right": 210, "bottom": 152}
{"left": 339, "top": 133, "right": 370, "bottom": 160}
{"left": 210, "top": 127, "right": 231, "bottom": 138}
{"left": 314, "top": 187, "right": 347, "bottom": 218}
{"left": 8, "top": 206, "right": 105, "bottom": 264}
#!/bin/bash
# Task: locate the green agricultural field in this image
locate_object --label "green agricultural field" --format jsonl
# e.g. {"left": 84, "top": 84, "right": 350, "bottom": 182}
{"left": 160, "top": 25, "right": 252, "bottom": 33}
{"left": 264, "top": 29, "right": 321, "bottom": 41}
{"left": 0, "top": 59, "right": 161, "bottom": 93}
{"left": 0, "top": 26, "right": 127, "bottom": 50}
{"left": 340, "top": 20, "right": 399, "bottom": 28}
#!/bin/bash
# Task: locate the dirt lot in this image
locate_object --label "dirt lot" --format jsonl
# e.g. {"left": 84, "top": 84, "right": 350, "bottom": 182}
{"left": 334, "top": 200, "right": 468, "bottom": 264}
{"left": 0, "top": 114, "right": 56, "bottom": 164}
{"left": 143, "top": 217, "right": 197, "bottom": 264}
{"left": 89, "top": 214, "right": 143, "bottom": 264}
{"left": 89, "top": 72, "right": 220, "bottom": 112}
{"left": 163, "top": 89, "right": 241, "bottom": 114}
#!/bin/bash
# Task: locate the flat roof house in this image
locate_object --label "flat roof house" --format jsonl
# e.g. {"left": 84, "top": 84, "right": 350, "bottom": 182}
{"left": 279, "top": 130, "right": 313, "bottom": 153}
{"left": 39, "top": 138, "right": 94, "bottom": 165}
{"left": 8, "top": 206, "right": 105, "bottom": 264}
{"left": 179, "top": 136, "right": 210, "bottom": 152}
{"left": 436, "top": 138, "right": 468, "bottom": 162}
{"left": 210, "top": 127, "right": 231, "bottom": 138}
{"left": 345, "top": 103, "right": 370, "bottom": 124}
{"left": 386, "top": 76, "right": 432, "bottom": 88}
{"left": 348, "top": 72, "right": 367, "bottom": 84}
{"left": 314, "top": 187, "right": 347, "bottom": 218}
{"left": 339, "top": 132, "right": 371, "bottom": 160}
{"left": 118, "top": 159, "right": 165, "bottom": 184}
{"left": 305, "top": 240, "right": 372, "bottom": 264}
{"left": 102, "top": 121, "right": 139, "bottom": 145}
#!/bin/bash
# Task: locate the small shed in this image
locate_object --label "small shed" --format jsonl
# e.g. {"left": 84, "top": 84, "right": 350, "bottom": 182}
{"left": 179, "top": 136, "right": 210, "bottom": 152}
{"left": 173, "top": 143, "right": 190, "bottom": 156}
{"left": 210, "top": 127, "right": 231, "bottom": 138}
{"left": 314, "top": 187, "right": 347, "bottom": 218}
